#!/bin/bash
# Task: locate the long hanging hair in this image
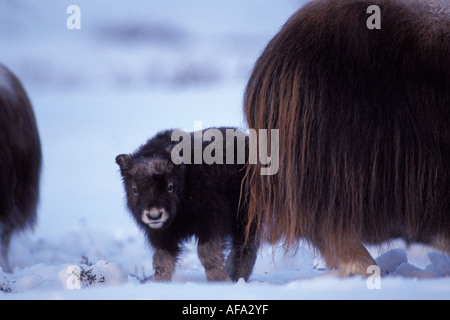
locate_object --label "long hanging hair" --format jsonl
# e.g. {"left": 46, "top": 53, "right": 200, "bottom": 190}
{"left": 243, "top": 0, "right": 450, "bottom": 271}
{"left": 0, "top": 64, "right": 42, "bottom": 272}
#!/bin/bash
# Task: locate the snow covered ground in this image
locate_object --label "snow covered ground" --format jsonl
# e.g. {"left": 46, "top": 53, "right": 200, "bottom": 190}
{"left": 1, "top": 0, "right": 449, "bottom": 300}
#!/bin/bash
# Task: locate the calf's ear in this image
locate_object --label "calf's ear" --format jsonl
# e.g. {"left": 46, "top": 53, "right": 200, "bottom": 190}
{"left": 116, "top": 154, "right": 132, "bottom": 171}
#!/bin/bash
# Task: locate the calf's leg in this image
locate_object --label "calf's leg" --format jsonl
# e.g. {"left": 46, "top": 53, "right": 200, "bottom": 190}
{"left": 152, "top": 247, "right": 177, "bottom": 281}
{"left": 197, "top": 238, "right": 229, "bottom": 281}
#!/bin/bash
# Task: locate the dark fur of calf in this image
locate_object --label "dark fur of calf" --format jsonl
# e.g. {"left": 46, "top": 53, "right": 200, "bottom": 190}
{"left": 0, "top": 64, "right": 42, "bottom": 272}
{"left": 116, "top": 128, "right": 258, "bottom": 282}
{"left": 244, "top": 0, "right": 450, "bottom": 276}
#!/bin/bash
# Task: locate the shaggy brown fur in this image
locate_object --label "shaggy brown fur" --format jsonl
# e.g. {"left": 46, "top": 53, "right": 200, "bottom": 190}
{"left": 0, "top": 65, "right": 42, "bottom": 272}
{"left": 243, "top": 0, "right": 450, "bottom": 276}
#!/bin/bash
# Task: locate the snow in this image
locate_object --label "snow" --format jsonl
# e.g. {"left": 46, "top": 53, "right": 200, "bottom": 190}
{"left": 1, "top": 0, "right": 450, "bottom": 300}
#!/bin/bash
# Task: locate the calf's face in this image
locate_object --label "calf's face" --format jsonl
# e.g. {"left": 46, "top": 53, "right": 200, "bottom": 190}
{"left": 116, "top": 154, "right": 181, "bottom": 230}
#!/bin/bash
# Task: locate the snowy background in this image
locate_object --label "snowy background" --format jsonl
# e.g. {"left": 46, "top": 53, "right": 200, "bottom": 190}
{"left": 1, "top": 0, "right": 449, "bottom": 299}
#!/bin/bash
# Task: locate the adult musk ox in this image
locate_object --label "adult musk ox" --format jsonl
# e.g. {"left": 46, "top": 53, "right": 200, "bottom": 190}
{"left": 0, "top": 64, "right": 42, "bottom": 272}
{"left": 243, "top": 0, "right": 450, "bottom": 276}
{"left": 116, "top": 128, "right": 258, "bottom": 281}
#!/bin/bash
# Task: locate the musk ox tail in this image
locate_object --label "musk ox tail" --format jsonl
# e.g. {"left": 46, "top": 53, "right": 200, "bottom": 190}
{"left": 244, "top": 0, "right": 450, "bottom": 275}
{"left": 0, "top": 64, "right": 42, "bottom": 272}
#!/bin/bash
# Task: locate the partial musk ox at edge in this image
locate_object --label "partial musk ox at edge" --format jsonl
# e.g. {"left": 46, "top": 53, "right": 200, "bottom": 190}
{"left": 0, "top": 64, "right": 42, "bottom": 272}
{"left": 243, "top": 0, "right": 450, "bottom": 276}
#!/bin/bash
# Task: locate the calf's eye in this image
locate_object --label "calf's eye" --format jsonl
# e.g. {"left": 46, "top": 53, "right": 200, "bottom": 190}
{"left": 167, "top": 182, "right": 174, "bottom": 193}
{"left": 132, "top": 186, "right": 138, "bottom": 195}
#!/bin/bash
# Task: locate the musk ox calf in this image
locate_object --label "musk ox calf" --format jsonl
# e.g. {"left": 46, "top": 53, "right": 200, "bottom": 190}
{"left": 116, "top": 128, "right": 258, "bottom": 282}
{"left": 0, "top": 64, "right": 42, "bottom": 272}
{"left": 244, "top": 0, "right": 450, "bottom": 276}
